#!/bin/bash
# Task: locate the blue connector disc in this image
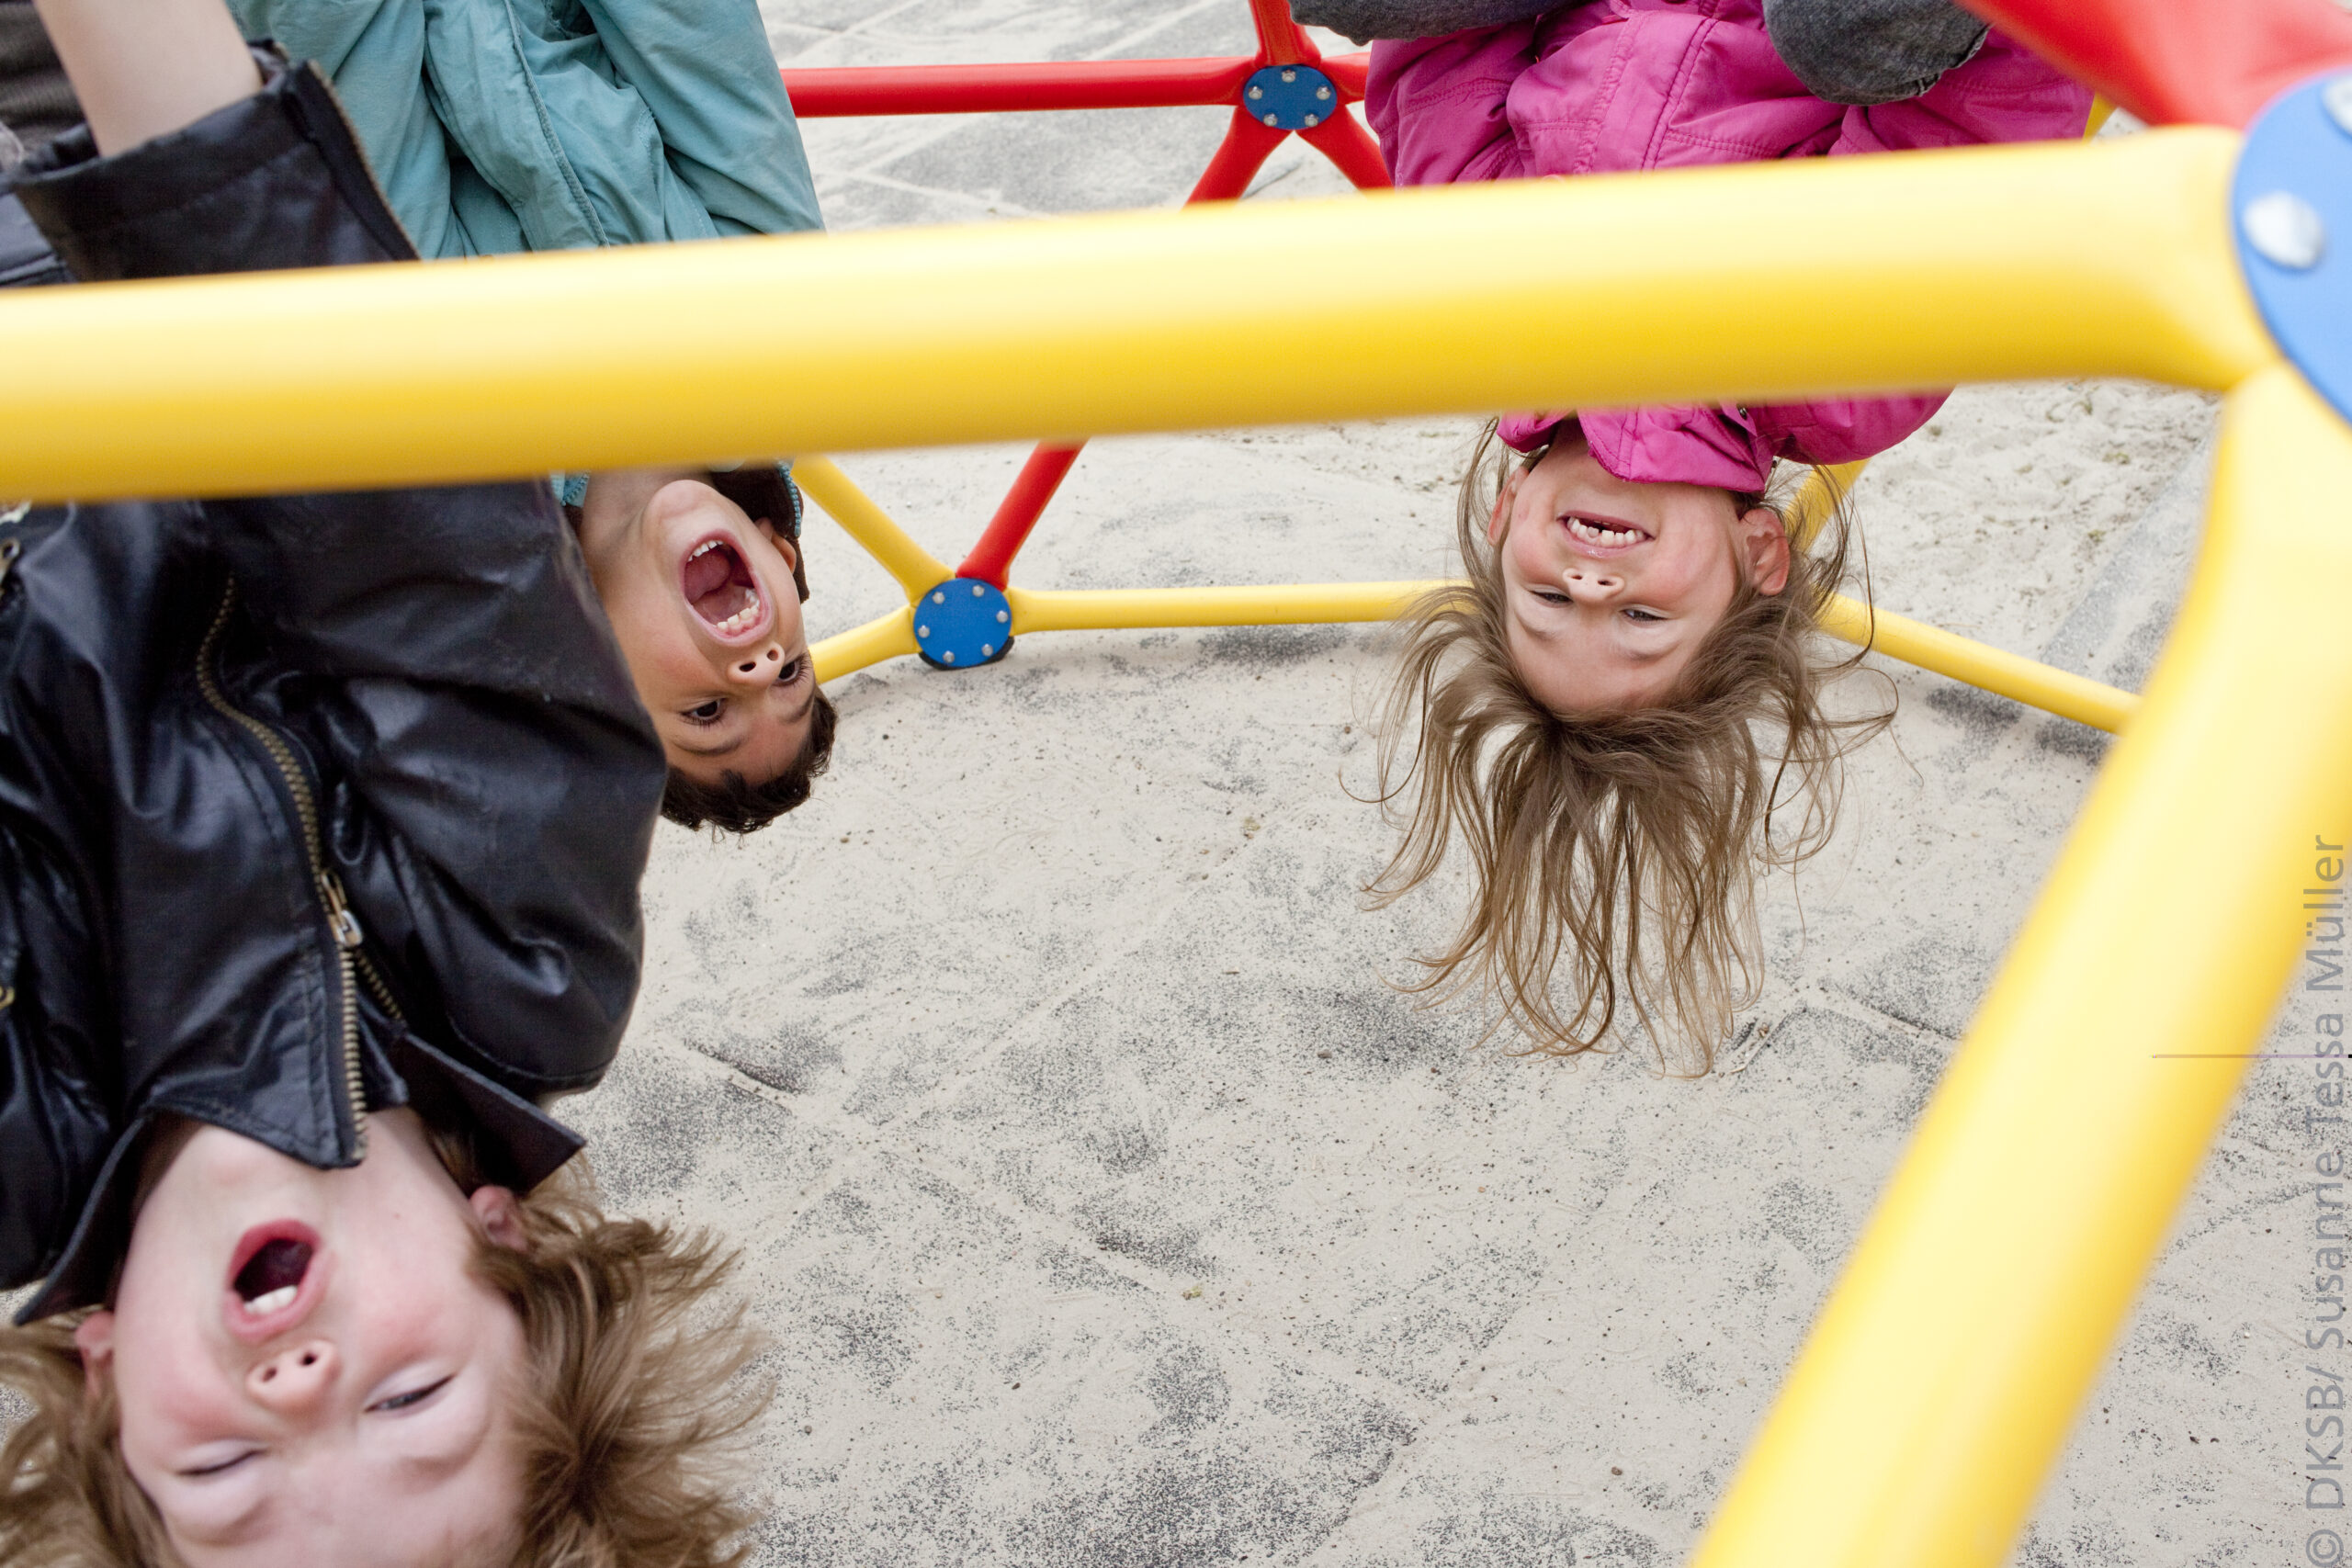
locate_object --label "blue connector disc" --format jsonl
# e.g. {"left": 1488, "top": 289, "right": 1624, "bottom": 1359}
{"left": 1241, "top": 64, "right": 1339, "bottom": 132}
{"left": 912, "top": 577, "right": 1014, "bottom": 671}
{"left": 2233, "top": 73, "right": 2352, "bottom": 425}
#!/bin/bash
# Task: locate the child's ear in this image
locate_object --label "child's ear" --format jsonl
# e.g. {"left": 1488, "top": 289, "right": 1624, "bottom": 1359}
{"left": 1487, "top": 470, "right": 1521, "bottom": 547}
{"left": 750, "top": 514, "right": 800, "bottom": 564}
{"left": 469, "top": 1186, "right": 527, "bottom": 1252}
{"left": 1738, "top": 505, "right": 1792, "bottom": 596}
{"left": 73, "top": 1312, "right": 116, "bottom": 1396}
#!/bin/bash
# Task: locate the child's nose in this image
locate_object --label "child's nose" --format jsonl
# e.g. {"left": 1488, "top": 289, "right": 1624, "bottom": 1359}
{"left": 246, "top": 1340, "right": 336, "bottom": 1414}
{"left": 726, "top": 645, "right": 785, "bottom": 686}
{"left": 1561, "top": 564, "right": 1623, "bottom": 604}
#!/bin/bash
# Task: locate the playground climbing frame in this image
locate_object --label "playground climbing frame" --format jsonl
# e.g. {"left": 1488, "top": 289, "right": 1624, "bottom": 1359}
{"left": 3, "top": 1, "right": 2352, "bottom": 1562}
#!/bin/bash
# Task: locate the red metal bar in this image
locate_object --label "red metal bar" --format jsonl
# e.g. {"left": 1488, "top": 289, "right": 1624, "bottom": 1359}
{"left": 1322, "top": 51, "right": 1370, "bottom": 100}
{"left": 1248, "top": 0, "right": 1317, "bottom": 67}
{"left": 783, "top": 57, "right": 1256, "bottom": 117}
{"left": 966, "top": 107, "right": 1288, "bottom": 584}
{"left": 1961, "top": 0, "right": 2352, "bottom": 129}
{"left": 1300, "top": 110, "right": 1391, "bottom": 189}
{"left": 796, "top": 3, "right": 1374, "bottom": 590}
{"left": 956, "top": 445, "right": 1083, "bottom": 586}
{"left": 1187, "top": 107, "right": 1291, "bottom": 202}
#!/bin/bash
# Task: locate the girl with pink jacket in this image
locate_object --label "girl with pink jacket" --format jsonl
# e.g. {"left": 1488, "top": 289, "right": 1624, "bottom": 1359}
{"left": 1329, "top": 0, "right": 2090, "bottom": 1065}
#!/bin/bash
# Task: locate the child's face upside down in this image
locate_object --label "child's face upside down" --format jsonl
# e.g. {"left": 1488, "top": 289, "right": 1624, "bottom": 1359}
{"left": 1491, "top": 437, "right": 1791, "bottom": 713}
{"left": 73, "top": 1111, "right": 529, "bottom": 1568}
{"left": 578, "top": 468, "right": 819, "bottom": 788}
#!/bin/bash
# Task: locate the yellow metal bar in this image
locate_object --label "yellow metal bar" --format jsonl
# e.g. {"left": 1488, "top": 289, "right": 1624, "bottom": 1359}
{"left": 792, "top": 456, "right": 952, "bottom": 602}
{"left": 810, "top": 604, "right": 918, "bottom": 683}
{"left": 1780, "top": 101, "right": 2102, "bottom": 560}
{"left": 1819, "top": 594, "right": 2135, "bottom": 734}
{"left": 1006, "top": 581, "right": 1449, "bottom": 633}
{"left": 1693, "top": 364, "right": 2352, "bottom": 1568}
{"left": 0, "top": 130, "right": 2268, "bottom": 501}
{"left": 995, "top": 580, "right": 2134, "bottom": 737}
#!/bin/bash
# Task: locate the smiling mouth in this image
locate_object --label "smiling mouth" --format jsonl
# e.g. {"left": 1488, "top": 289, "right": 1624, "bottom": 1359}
{"left": 682, "top": 537, "right": 766, "bottom": 638}
{"left": 1566, "top": 516, "right": 1650, "bottom": 548}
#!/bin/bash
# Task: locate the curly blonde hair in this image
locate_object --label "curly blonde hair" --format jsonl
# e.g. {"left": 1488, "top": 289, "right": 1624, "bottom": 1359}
{"left": 1366, "top": 422, "right": 1891, "bottom": 1069}
{"left": 0, "top": 1152, "right": 765, "bottom": 1568}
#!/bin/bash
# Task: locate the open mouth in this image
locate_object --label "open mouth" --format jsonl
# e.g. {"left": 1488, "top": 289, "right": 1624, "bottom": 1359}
{"left": 1566, "top": 515, "right": 1650, "bottom": 549}
{"left": 228, "top": 1225, "right": 317, "bottom": 1322}
{"left": 682, "top": 536, "right": 767, "bottom": 639}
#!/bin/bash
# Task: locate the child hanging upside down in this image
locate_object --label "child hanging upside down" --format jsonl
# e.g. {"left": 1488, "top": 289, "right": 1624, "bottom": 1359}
{"left": 0, "top": 0, "right": 839, "bottom": 833}
{"left": 1299, "top": 0, "right": 2091, "bottom": 1064}
{"left": 0, "top": 1, "right": 761, "bottom": 1561}
{"left": 224, "top": 0, "right": 839, "bottom": 832}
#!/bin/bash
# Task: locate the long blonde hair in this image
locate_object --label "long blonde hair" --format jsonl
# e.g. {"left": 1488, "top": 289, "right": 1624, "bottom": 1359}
{"left": 1366, "top": 423, "right": 1890, "bottom": 1069}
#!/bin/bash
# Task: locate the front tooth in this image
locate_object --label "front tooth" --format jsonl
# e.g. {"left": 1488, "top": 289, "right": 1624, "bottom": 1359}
{"left": 243, "top": 1285, "right": 296, "bottom": 1315}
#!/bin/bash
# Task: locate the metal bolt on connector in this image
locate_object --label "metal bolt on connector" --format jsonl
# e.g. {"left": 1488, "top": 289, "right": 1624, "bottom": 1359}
{"left": 1262, "top": 113, "right": 1278, "bottom": 126}
{"left": 981, "top": 643, "right": 995, "bottom": 657}
{"left": 996, "top": 609, "right": 1009, "bottom": 624}
{"left": 932, "top": 590, "right": 945, "bottom": 604}
{"left": 2324, "top": 74, "right": 2352, "bottom": 137}
{"left": 1280, "top": 69, "right": 1296, "bottom": 83}
{"left": 917, "top": 624, "right": 929, "bottom": 637}
{"left": 971, "top": 583, "right": 985, "bottom": 597}
{"left": 2244, "top": 190, "right": 2326, "bottom": 270}
{"left": 1248, "top": 85, "right": 1262, "bottom": 99}
{"left": 1304, "top": 113, "right": 1319, "bottom": 127}
{"left": 942, "top": 650, "right": 956, "bottom": 664}
{"left": 1316, "top": 85, "right": 1331, "bottom": 99}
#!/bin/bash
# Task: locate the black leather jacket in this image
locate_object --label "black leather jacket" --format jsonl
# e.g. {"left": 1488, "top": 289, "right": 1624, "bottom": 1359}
{"left": 0, "top": 62, "right": 667, "bottom": 1320}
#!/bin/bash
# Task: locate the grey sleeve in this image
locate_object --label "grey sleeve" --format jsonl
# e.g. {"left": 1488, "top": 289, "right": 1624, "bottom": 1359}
{"left": 1286, "top": 0, "right": 1561, "bottom": 45}
{"left": 1761, "top": 0, "right": 1986, "bottom": 105}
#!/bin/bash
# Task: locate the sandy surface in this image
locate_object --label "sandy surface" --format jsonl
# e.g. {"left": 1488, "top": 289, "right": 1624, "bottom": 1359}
{"left": 547, "top": 6, "right": 2311, "bottom": 1562}
{"left": 0, "top": 6, "right": 2301, "bottom": 1564}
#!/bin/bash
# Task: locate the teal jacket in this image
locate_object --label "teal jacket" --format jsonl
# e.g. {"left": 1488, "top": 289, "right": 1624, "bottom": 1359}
{"left": 227, "top": 0, "right": 821, "bottom": 258}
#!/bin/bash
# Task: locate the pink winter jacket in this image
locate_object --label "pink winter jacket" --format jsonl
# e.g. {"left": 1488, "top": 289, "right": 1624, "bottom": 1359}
{"left": 1366, "top": 0, "right": 2092, "bottom": 489}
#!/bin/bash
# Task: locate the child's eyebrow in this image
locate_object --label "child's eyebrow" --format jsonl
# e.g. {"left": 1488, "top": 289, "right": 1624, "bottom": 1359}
{"left": 670, "top": 733, "right": 745, "bottom": 759}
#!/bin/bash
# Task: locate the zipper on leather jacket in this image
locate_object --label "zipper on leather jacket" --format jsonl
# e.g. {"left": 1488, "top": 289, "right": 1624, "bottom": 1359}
{"left": 195, "top": 580, "right": 372, "bottom": 1156}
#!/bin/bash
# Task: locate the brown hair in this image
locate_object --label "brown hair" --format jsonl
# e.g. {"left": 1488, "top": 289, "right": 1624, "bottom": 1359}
{"left": 659, "top": 685, "right": 837, "bottom": 835}
{"left": 0, "top": 1160, "right": 766, "bottom": 1568}
{"left": 1365, "top": 422, "right": 1891, "bottom": 1069}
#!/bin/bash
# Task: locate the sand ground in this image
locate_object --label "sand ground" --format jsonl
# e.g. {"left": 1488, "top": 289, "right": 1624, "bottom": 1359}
{"left": 547, "top": 5, "right": 2311, "bottom": 1562}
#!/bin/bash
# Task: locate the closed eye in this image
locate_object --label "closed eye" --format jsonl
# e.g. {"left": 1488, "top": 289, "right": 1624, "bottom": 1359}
{"left": 369, "top": 1375, "right": 452, "bottom": 1415}
{"left": 179, "top": 1450, "right": 257, "bottom": 1478}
